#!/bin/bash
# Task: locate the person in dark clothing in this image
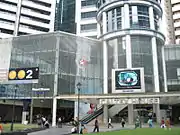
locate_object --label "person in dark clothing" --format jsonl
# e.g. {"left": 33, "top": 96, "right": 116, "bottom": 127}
{"left": 121, "top": 118, "right": 125, "bottom": 128}
{"left": 93, "top": 118, "right": 99, "bottom": 132}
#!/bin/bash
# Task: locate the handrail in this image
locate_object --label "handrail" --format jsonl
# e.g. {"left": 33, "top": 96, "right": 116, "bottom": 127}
{"left": 81, "top": 105, "right": 114, "bottom": 124}
{"left": 80, "top": 105, "right": 103, "bottom": 121}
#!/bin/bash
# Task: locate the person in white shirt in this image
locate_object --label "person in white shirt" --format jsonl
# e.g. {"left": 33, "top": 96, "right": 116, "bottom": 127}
{"left": 71, "top": 126, "right": 77, "bottom": 134}
{"left": 58, "top": 117, "right": 62, "bottom": 128}
{"left": 108, "top": 118, "right": 113, "bottom": 128}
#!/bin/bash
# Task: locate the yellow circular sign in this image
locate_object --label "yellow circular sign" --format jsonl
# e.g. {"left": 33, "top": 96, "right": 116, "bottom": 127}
{"left": 18, "top": 70, "right": 26, "bottom": 79}
{"left": 9, "top": 70, "right": 17, "bottom": 80}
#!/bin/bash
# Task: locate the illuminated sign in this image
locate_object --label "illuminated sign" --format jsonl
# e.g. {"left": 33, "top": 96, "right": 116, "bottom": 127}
{"left": 112, "top": 68, "right": 145, "bottom": 93}
{"left": 99, "top": 98, "right": 160, "bottom": 105}
{"left": 7, "top": 67, "right": 39, "bottom": 84}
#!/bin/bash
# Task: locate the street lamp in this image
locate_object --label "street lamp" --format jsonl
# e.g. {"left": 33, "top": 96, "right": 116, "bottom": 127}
{"left": 10, "top": 84, "right": 18, "bottom": 131}
{"left": 76, "top": 82, "right": 82, "bottom": 133}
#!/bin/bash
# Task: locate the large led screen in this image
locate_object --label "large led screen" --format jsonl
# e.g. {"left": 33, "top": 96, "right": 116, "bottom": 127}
{"left": 112, "top": 68, "right": 145, "bottom": 93}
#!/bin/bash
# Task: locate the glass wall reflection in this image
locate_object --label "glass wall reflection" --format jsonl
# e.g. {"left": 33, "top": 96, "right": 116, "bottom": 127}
{"left": 0, "top": 32, "right": 103, "bottom": 98}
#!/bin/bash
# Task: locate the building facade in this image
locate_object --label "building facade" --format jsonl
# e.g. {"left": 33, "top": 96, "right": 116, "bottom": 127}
{"left": 161, "top": 0, "right": 180, "bottom": 44}
{"left": 0, "top": 31, "right": 103, "bottom": 125}
{"left": 96, "top": 0, "right": 166, "bottom": 123}
{"left": 161, "top": 0, "right": 175, "bottom": 44}
{"left": 165, "top": 45, "right": 180, "bottom": 91}
{"left": 75, "top": 0, "right": 98, "bottom": 38}
{"left": 0, "top": 0, "right": 56, "bottom": 38}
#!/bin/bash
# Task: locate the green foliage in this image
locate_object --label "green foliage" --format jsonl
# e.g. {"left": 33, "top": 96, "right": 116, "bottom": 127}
{"left": 1, "top": 123, "right": 38, "bottom": 132}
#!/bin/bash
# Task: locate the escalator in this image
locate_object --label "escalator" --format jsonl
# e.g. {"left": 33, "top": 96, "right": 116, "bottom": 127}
{"left": 80, "top": 105, "right": 114, "bottom": 124}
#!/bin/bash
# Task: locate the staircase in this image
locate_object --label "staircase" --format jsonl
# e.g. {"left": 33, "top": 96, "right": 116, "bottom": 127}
{"left": 108, "top": 105, "right": 127, "bottom": 118}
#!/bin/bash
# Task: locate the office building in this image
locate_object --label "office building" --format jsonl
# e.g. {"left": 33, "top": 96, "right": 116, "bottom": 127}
{"left": 161, "top": 0, "right": 175, "bottom": 44}
{"left": 76, "top": 0, "right": 98, "bottom": 38}
{"left": 54, "top": 0, "right": 76, "bottom": 33}
{"left": 161, "top": 0, "right": 180, "bottom": 44}
{"left": 171, "top": 0, "right": 180, "bottom": 44}
{"left": 0, "top": 0, "right": 56, "bottom": 38}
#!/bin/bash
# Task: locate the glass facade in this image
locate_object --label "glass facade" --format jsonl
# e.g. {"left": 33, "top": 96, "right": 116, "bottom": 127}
{"left": 130, "top": 6, "right": 150, "bottom": 29}
{"left": 131, "top": 36, "right": 153, "bottom": 92}
{"left": 165, "top": 45, "right": 180, "bottom": 92}
{"left": 54, "top": 0, "right": 76, "bottom": 34}
{"left": 102, "top": 5, "right": 161, "bottom": 33}
{"left": 97, "top": 0, "right": 165, "bottom": 93}
{"left": 0, "top": 32, "right": 103, "bottom": 98}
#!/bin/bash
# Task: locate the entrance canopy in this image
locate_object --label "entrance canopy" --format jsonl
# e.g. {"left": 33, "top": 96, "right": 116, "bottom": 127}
{"left": 56, "top": 92, "right": 180, "bottom": 105}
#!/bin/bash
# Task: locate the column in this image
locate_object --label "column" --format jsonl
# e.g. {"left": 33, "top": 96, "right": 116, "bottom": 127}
{"left": 152, "top": 37, "right": 160, "bottom": 92}
{"left": 149, "top": 6, "right": 160, "bottom": 123}
{"left": 126, "top": 34, "right": 133, "bottom": 124}
{"left": 162, "top": 46, "right": 168, "bottom": 92}
{"left": 97, "top": 23, "right": 101, "bottom": 39}
{"left": 103, "top": 11, "right": 108, "bottom": 95}
{"left": 128, "top": 104, "right": 134, "bottom": 125}
{"left": 153, "top": 104, "right": 161, "bottom": 123}
{"left": 125, "top": 35, "right": 132, "bottom": 68}
{"left": 103, "top": 105, "right": 108, "bottom": 124}
{"left": 124, "top": 4, "right": 130, "bottom": 29}
{"left": 14, "top": 0, "right": 22, "bottom": 36}
{"left": 149, "top": 6, "right": 155, "bottom": 30}
{"left": 21, "top": 100, "right": 30, "bottom": 124}
{"left": 149, "top": 6, "right": 160, "bottom": 92}
{"left": 30, "top": 99, "right": 34, "bottom": 124}
{"left": 52, "top": 37, "right": 60, "bottom": 127}
{"left": 102, "top": 11, "right": 108, "bottom": 124}
{"left": 52, "top": 98, "right": 57, "bottom": 127}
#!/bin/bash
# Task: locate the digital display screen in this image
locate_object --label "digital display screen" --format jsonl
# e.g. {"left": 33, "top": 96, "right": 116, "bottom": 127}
{"left": 115, "top": 69, "right": 141, "bottom": 90}
{"left": 112, "top": 68, "right": 145, "bottom": 93}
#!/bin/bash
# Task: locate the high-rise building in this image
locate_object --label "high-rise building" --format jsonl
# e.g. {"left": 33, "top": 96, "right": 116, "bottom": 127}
{"left": 171, "top": 0, "right": 180, "bottom": 44}
{"left": 161, "top": 0, "right": 175, "bottom": 44}
{"left": 0, "top": 0, "right": 56, "bottom": 38}
{"left": 76, "top": 0, "right": 98, "bottom": 38}
{"left": 54, "top": 0, "right": 76, "bottom": 34}
{"left": 161, "top": 0, "right": 180, "bottom": 44}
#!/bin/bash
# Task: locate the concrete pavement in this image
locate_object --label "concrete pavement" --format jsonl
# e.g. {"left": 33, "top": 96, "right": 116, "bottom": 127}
{"left": 28, "top": 124, "right": 135, "bottom": 135}
{"left": 28, "top": 124, "right": 180, "bottom": 135}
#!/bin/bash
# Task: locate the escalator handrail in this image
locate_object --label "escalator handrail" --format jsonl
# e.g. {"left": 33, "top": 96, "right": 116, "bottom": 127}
{"left": 82, "top": 105, "right": 115, "bottom": 124}
{"left": 83, "top": 109, "right": 104, "bottom": 124}
{"left": 80, "top": 106, "right": 103, "bottom": 121}
{"left": 82, "top": 107, "right": 104, "bottom": 123}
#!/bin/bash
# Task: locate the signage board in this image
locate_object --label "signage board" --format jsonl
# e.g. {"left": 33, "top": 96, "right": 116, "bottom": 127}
{"left": 3, "top": 67, "right": 40, "bottom": 84}
{"left": 32, "top": 88, "right": 50, "bottom": 91}
{"left": 99, "top": 98, "right": 160, "bottom": 105}
{"left": 112, "top": 68, "right": 145, "bottom": 93}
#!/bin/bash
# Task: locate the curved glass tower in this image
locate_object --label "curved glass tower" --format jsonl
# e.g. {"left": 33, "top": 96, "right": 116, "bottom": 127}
{"left": 96, "top": 0, "right": 167, "bottom": 123}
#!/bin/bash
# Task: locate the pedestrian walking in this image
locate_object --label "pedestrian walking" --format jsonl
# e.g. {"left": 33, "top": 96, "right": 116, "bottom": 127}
{"left": 108, "top": 118, "right": 113, "bottom": 128}
{"left": 148, "top": 118, "right": 153, "bottom": 128}
{"left": 121, "top": 118, "right": 125, "bottom": 128}
{"left": 58, "top": 117, "right": 62, "bottom": 128}
{"left": 93, "top": 118, "right": 99, "bottom": 132}
{"left": 160, "top": 117, "right": 166, "bottom": 128}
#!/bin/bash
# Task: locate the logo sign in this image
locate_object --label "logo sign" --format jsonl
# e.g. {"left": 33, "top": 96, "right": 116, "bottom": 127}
{"left": 99, "top": 98, "right": 160, "bottom": 105}
{"left": 6, "top": 67, "right": 39, "bottom": 84}
{"left": 32, "top": 88, "right": 50, "bottom": 91}
{"left": 112, "top": 68, "right": 145, "bottom": 93}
